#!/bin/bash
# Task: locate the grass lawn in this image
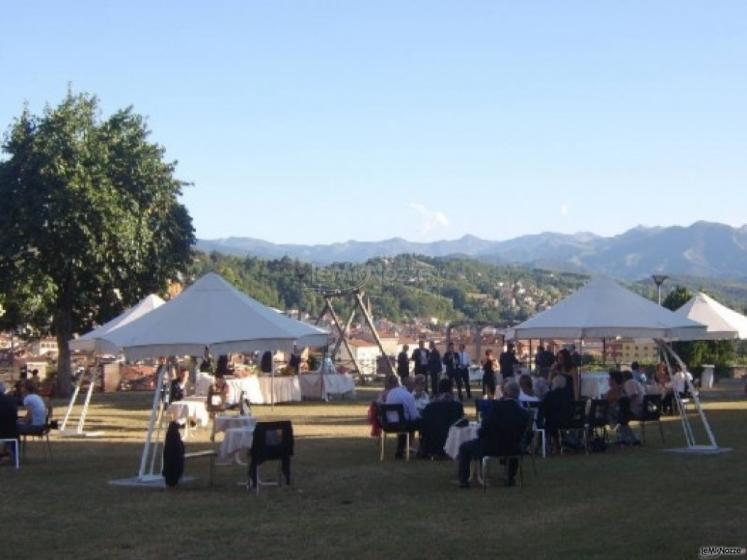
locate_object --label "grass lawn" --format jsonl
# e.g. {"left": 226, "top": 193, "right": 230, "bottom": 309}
{"left": 2, "top": 385, "right": 746, "bottom": 560}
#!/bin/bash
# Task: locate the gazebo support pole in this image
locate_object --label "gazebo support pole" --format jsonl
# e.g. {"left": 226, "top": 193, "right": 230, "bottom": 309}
{"left": 659, "top": 341, "right": 718, "bottom": 448}
{"left": 138, "top": 362, "right": 168, "bottom": 480}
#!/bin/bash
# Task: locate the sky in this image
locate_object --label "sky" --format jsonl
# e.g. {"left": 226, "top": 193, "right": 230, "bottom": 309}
{"left": 1, "top": 1, "right": 746, "bottom": 244}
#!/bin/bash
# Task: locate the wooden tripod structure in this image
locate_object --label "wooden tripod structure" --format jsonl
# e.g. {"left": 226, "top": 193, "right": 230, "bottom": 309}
{"left": 313, "top": 284, "right": 394, "bottom": 376}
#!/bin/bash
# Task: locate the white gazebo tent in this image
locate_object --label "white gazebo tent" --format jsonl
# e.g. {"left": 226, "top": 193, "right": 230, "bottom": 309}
{"left": 61, "top": 294, "right": 166, "bottom": 437}
{"left": 675, "top": 292, "right": 747, "bottom": 340}
{"left": 102, "top": 272, "right": 329, "bottom": 484}
{"left": 675, "top": 291, "right": 747, "bottom": 388}
{"left": 506, "top": 276, "right": 726, "bottom": 454}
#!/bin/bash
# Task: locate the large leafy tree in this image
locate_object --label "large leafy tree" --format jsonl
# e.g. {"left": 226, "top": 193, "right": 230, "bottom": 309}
{"left": 0, "top": 91, "right": 195, "bottom": 395}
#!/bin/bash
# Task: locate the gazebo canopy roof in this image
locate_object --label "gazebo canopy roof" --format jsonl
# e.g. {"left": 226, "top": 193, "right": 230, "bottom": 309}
{"left": 507, "top": 276, "right": 707, "bottom": 340}
{"left": 100, "top": 272, "right": 329, "bottom": 360}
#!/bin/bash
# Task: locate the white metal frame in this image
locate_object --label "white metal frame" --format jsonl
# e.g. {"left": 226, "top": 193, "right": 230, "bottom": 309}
{"left": 59, "top": 366, "right": 104, "bottom": 437}
{"left": 656, "top": 340, "right": 719, "bottom": 450}
{"left": 137, "top": 363, "right": 170, "bottom": 481}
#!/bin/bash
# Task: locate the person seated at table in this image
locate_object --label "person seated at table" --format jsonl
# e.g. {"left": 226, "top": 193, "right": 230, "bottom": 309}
{"left": 518, "top": 374, "right": 539, "bottom": 404}
{"left": 410, "top": 374, "right": 430, "bottom": 414}
{"left": 215, "top": 354, "right": 231, "bottom": 377}
{"left": 457, "top": 380, "right": 530, "bottom": 488}
{"left": 206, "top": 375, "right": 229, "bottom": 417}
{"left": 170, "top": 368, "right": 190, "bottom": 403}
{"left": 434, "top": 378, "right": 455, "bottom": 402}
{"left": 671, "top": 363, "right": 694, "bottom": 396}
{"left": 532, "top": 373, "right": 550, "bottom": 401}
{"left": 622, "top": 370, "right": 645, "bottom": 418}
{"left": 13, "top": 370, "right": 29, "bottom": 407}
{"left": 16, "top": 381, "right": 47, "bottom": 435}
{"left": 0, "top": 381, "right": 19, "bottom": 463}
{"left": 605, "top": 370, "right": 639, "bottom": 446}
{"left": 540, "top": 375, "right": 573, "bottom": 454}
{"left": 384, "top": 375, "right": 421, "bottom": 459}
{"left": 630, "top": 362, "right": 647, "bottom": 385}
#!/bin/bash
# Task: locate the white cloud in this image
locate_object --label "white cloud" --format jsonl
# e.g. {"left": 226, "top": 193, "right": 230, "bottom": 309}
{"left": 409, "top": 202, "right": 450, "bottom": 234}
{"left": 560, "top": 203, "right": 569, "bottom": 217}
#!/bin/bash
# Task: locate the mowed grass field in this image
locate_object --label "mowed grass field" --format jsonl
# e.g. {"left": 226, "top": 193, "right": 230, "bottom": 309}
{"left": 2, "top": 384, "right": 746, "bottom": 560}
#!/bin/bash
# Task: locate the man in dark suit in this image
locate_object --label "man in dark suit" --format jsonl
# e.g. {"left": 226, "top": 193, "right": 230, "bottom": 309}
{"left": 457, "top": 379, "right": 531, "bottom": 488}
{"left": 443, "top": 342, "right": 460, "bottom": 398}
{"left": 499, "top": 342, "right": 520, "bottom": 379}
{"left": 397, "top": 344, "right": 410, "bottom": 381}
{"left": 427, "top": 341, "right": 442, "bottom": 395}
{"left": 410, "top": 340, "right": 429, "bottom": 378}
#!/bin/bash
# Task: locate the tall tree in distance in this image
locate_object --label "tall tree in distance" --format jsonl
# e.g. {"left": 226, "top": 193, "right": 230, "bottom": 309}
{"left": 0, "top": 90, "right": 195, "bottom": 395}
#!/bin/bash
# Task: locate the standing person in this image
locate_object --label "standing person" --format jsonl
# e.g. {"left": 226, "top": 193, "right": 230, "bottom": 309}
{"left": 397, "top": 344, "right": 410, "bottom": 381}
{"left": 570, "top": 344, "right": 583, "bottom": 369}
{"left": 535, "top": 344, "right": 555, "bottom": 376}
{"left": 410, "top": 340, "right": 430, "bottom": 378}
{"left": 442, "top": 342, "right": 460, "bottom": 398}
{"left": 630, "top": 362, "right": 647, "bottom": 385}
{"left": 427, "top": 341, "right": 442, "bottom": 395}
{"left": 482, "top": 350, "right": 498, "bottom": 398}
{"left": 457, "top": 343, "right": 472, "bottom": 400}
{"left": 170, "top": 368, "right": 189, "bottom": 403}
{"left": 499, "top": 342, "right": 520, "bottom": 379}
{"left": 552, "top": 348, "right": 579, "bottom": 400}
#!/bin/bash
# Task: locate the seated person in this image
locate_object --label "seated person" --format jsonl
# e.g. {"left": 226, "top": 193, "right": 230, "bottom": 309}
{"left": 412, "top": 374, "right": 430, "bottom": 413}
{"left": 434, "top": 378, "right": 456, "bottom": 402}
{"left": 0, "top": 381, "right": 19, "bottom": 461}
{"left": 170, "top": 368, "right": 190, "bottom": 403}
{"left": 206, "top": 374, "right": 229, "bottom": 416}
{"left": 671, "top": 363, "right": 694, "bottom": 396}
{"left": 630, "top": 361, "right": 647, "bottom": 385}
{"left": 532, "top": 374, "right": 550, "bottom": 401}
{"left": 420, "top": 386, "right": 464, "bottom": 458}
{"left": 540, "top": 375, "right": 573, "bottom": 453}
{"left": 605, "top": 370, "right": 640, "bottom": 445}
{"left": 16, "top": 381, "right": 47, "bottom": 435}
{"left": 384, "top": 375, "right": 421, "bottom": 459}
{"left": 457, "top": 380, "right": 531, "bottom": 488}
{"left": 518, "top": 374, "right": 540, "bottom": 404}
{"left": 623, "top": 371, "right": 646, "bottom": 418}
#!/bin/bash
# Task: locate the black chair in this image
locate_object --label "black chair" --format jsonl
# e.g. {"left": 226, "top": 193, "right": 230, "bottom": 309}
{"left": 481, "top": 413, "right": 535, "bottom": 491}
{"left": 586, "top": 399, "right": 610, "bottom": 444}
{"left": 20, "top": 404, "right": 54, "bottom": 462}
{"left": 248, "top": 421, "right": 293, "bottom": 495}
{"left": 377, "top": 404, "right": 412, "bottom": 462}
{"left": 419, "top": 401, "right": 464, "bottom": 459}
{"left": 558, "top": 400, "right": 588, "bottom": 454}
{"left": 639, "top": 394, "right": 664, "bottom": 444}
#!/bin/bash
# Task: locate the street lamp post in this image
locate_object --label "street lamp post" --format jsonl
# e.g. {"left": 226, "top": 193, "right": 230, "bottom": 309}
{"left": 652, "top": 274, "right": 669, "bottom": 305}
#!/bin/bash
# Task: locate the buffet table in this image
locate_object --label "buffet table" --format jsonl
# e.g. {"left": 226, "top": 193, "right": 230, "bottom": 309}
{"left": 195, "top": 372, "right": 302, "bottom": 405}
{"left": 299, "top": 372, "right": 356, "bottom": 400}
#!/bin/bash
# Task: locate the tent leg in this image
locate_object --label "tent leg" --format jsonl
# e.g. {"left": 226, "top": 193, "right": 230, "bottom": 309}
{"left": 60, "top": 376, "right": 83, "bottom": 432}
{"left": 138, "top": 363, "right": 168, "bottom": 480}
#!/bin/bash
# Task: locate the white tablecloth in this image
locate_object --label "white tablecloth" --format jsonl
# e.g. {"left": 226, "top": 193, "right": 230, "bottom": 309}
{"left": 580, "top": 372, "right": 610, "bottom": 399}
{"left": 200, "top": 374, "right": 302, "bottom": 405}
{"left": 213, "top": 415, "right": 255, "bottom": 434}
{"left": 168, "top": 397, "right": 209, "bottom": 427}
{"left": 299, "top": 373, "right": 356, "bottom": 400}
{"left": 218, "top": 425, "right": 256, "bottom": 460}
{"left": 195, "top": 372, "right": 213, "bottom": 396}
{"left": 443, "top": 423, "right": 479, "bottom": 459}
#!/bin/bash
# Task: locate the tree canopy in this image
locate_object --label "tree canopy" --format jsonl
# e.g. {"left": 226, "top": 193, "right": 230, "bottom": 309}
{"left": 0, "top": 91, "right": 195, "bottom": 394}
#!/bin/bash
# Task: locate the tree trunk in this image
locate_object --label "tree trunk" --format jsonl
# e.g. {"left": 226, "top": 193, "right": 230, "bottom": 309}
{"left": 55, "top": 309, "right": 74, "bottom": 398}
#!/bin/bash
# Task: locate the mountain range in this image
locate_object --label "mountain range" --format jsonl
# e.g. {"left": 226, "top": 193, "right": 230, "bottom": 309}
{"left": 196, "top": 221, "right": 747, "bottom": 280}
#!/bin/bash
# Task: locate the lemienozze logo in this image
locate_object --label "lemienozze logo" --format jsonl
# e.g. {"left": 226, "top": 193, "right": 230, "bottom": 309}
{"left": 699, "top": 546, "right": 746, "bottom": 559}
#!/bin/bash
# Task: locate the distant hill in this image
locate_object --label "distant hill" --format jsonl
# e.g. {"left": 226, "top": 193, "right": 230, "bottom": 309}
{"left": 197, "top": 221, "right": 747, "bottom": 280}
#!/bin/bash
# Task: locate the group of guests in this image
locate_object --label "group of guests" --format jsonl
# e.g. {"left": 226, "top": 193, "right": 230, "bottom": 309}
{"left": 374, "top": 374, "right": 462, "bottom": 459}
{"left": 0, "top": 379, "right": 49, "bottom": 464}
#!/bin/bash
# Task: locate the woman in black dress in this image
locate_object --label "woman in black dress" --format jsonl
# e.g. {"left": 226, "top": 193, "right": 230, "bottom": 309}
{"left": 482, "top": 349, "right": 497, "bottom": 398}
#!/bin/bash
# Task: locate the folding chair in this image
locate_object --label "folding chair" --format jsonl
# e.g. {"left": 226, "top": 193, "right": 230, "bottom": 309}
{"left": 639, "top": 394, "right": 664, "bottom": 444}
{"left": 558, "top": 400, "right": 588, "bottom": 455}
{"left": 377, "top": 404, "right": 412, "bottom": 462}
{"left": 20, "top": 404, "right": 54, "bottom": 462}
{"left": 586, "top": 399, "right": 610, "bottom": 444}
{"left": 247, "top": 421, "right": 293, "bottom": 495}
